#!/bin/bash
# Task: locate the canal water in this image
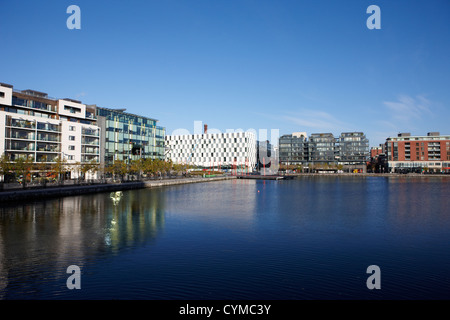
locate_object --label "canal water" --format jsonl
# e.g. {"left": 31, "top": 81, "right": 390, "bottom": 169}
{"left": 0, "top": 176, "right": 449, "bottom": 300}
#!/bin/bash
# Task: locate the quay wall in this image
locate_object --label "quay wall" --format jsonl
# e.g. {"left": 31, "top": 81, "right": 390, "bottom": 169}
{"left": 0, "top": 176, "right": 236, "bottom": 203}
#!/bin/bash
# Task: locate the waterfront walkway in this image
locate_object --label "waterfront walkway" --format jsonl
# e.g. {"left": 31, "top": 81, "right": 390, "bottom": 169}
{"left": 0, "top": 175, "right": 236, "bottom": 202}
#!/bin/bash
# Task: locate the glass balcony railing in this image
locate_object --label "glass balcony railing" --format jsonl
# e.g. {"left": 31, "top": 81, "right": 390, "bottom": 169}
{"left": 37, "top": 123, "right": 61, "bottom": 132}
{"left": 36, "top": 145, "right": 60, "bottom": 152}
{"left": 7, "top": 119, "right": 35, "bottom": 129}
{"left": 8, "top": 132, "right": 36, "bottom": 140}
{"left": 82, "top": 128, "right": 100, "bottom": 136}
{"left": 37, "top": 135, "right": 60, "bottom": 142}
{"left": 8, "top": 146, "right": 35, "bottom": 151}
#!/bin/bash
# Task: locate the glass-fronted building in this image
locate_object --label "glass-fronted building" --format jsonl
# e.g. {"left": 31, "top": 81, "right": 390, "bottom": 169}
{"left": 96, "top": 107, "right": 165, "bottom": 167}
{"left": 308, "top": 133, "right": 337, "bottom": 164}
{"left": 338, "top": 132, "right": 369, "bottom": 164}
{"left": 279, "top": 133, "right": 308, "bottom": 165}
{"left": 279, "top": 131, "right": 370, "bottom": 171}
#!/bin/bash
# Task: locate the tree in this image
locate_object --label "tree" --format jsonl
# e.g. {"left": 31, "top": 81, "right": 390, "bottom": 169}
{"left": 108, "top": 160, "right": 128, "bottom": 182}
{"left": 34, "top": 156, "right": 50, "bottom": 186}
{"left": 172, "top": 163, "right": 185, "bottom": 176}
{"left": 81, "top": 159, "right": 99, "bottom": 182}
{"left": 142, "top": 158, "right": 156, "bottom": 177}
{"left": 0, "top": 154, "right": 12, "bottom": 190}
{"left": 130, "top": 159, "right": 143, "bottom": 180}
{"left": 50, "top": 156, "right": 68, "bottom": 185}
{"left": 13, "top": 156, "right": 34, "bottom": 189}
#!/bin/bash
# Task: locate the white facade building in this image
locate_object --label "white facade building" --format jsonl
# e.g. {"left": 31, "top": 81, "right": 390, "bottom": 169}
{"left": 165, "top": 131, "right": 257, "bottom": 171}
{"left": 0, "top": 82, "right": 100, "bottom": 179}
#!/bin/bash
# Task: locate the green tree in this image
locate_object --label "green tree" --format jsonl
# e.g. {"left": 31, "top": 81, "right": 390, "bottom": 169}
{"left": 108, "top": 160, "right": 128, "bottom": 182}
{"left": 50, "top": 156, "right": 68, "bottom": 185}
{"left": 81, "top": 160, "right": 99, "bottom": 182}
{"left": 0, "top": 154, "right": 12, "bottom": 190}
{"left": 142, "top": 158, "right": 156, "bottom": 177}
{"left": 130, "top": 158, "right": 144, "bottom": 180}
{"left": 13, "top": 156, "right": 34, "bottom": 189}
{"left": 34, "top": 156, "right": 50, "bottom": 186}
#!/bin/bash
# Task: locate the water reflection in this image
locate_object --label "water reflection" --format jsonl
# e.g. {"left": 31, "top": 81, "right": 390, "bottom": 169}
{"left": 164, "top": 180, "right": 258, "bottom": 225}
{"left": 387, "top": 176, "right": 450, "bottom": 236}
{"left": 0, "top": 188, "right": 165, "bottom": 299}
{"left": 1, "top": 176, "right": 450, "bottom": 299}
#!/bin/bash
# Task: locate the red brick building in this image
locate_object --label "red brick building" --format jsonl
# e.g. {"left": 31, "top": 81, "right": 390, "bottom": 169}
{"left": 386, "top": 132, "right": 450, "bottom": 173}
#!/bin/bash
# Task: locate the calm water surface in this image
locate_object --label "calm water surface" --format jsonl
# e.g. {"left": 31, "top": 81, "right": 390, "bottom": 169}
{"left": 0, "top": 176, "right": 449, "bottom": 299}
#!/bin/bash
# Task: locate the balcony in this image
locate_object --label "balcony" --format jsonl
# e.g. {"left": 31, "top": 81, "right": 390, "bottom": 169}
{"left": 36, "top": 144, "right": 60, "bottom": 152}
{"left": 37, "top": 123, "right": 61, "bottom": 132}
{"left": 7, "top": 132, "right": 36, "bottom": 140}
{"left": 7, "top": 119, "right": 35, "bottom": 130}
{"left": 82, "top": 146, "right": 100, "bottom": 155}
{"left": 7, "top": 146, "right": 35, "bottom": 152}
{"left": 37, "top": 135, "right": 61, "bottom": 143}
{"left": 12, "top": 96, "right": 57, "bottom": 113}
{"left": 85, "top": 112, "right": 97, "bottom": 120}
{"left": 82, "top": 128, "right": 100, "bottom": 137}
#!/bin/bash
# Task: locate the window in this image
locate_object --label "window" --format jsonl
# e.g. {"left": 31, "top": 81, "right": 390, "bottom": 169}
{"left": 69, "top": 136, "right": 75, "bottom": 141}
{"left": 69, "top": 145, "right": 75, "bottom": 150}
{"left": 0, "top": 92, "right": 4, "bottom": 98}
{"left": 69, "top": 126, "right": 76, "bottom": 131}
{"left": 67, "top": 155, "right": 74, "bottom": 160}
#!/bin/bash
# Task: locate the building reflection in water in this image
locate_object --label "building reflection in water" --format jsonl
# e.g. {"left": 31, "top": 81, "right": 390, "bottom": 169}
{"left": 164, "top": 179, "right": 258, "bottom": 226}
{"left": 0, "top": 188, "right": 166, "bottom": 298}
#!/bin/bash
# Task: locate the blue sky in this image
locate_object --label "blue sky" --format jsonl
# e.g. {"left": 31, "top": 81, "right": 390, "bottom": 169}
{"left": 1, "top": 0, "right": 449, "bottom": 146}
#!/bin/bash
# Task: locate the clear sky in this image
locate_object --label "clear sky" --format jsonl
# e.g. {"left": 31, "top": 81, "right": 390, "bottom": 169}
{"left": 1, "top": 0, "right": 449, "bottom": 146}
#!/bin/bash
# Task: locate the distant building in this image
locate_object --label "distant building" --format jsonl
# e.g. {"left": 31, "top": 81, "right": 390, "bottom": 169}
{"left": 370, "top": 144, "right": 385, "bottom": 158}
{"left": 386, "top": 132, "right": 450, "bottom": 173}
{"left": 369, "top": 144, "right": 387, "bottom": 173}
{"left": 279, "top": 131, "right": 369, "bottom": 172}
{"left": 256, "top": 140, "right": 272, "bottom": 169}
{"left": 337, "top": 132, "right": 369, "bottom": 164}
{"left": 308, "top": 133, "right": 337, "bottom": 164}
{"left": 279, "top": 133, "right": 308, "bottom": 165}
{"left": 165, "top": 131, "right": 257, "bottom": 171}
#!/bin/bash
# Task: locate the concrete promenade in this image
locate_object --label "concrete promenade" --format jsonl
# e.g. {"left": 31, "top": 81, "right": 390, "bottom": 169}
{"left": 0, "top": 175, "right": 236, "bottom": 203}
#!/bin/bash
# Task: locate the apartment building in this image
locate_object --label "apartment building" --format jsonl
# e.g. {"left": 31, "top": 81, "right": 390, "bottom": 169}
{"left": 337, "top": 132, "right": 369, "bottom": 164}
{"left": 279, "top": 132, "right": 308, "bottom": 165}
{"left": 165, "top": 131, "right": 257, "bottom": 171}
{"left": 386, "top": 132, "right": 450, "bottom": 173}
{"left": 279, "top": 131, "right": 369, "bottom": 171}
{"left": 0, "top": 82, "right": 100, "bottom": 179}
{"left": 308, "top": 133, "right": 338, "bottom": 164}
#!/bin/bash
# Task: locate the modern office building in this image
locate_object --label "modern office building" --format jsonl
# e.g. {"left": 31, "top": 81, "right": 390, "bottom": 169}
{"left": 0, "top": 82, "right": 100, "bottom": 179}
{"left": 165, "top": 130, "right": 257, "bottom": 171}
{"left": 96, "top": 106, "right": 165, "bottom": 168}
{"left": 386, "top": 132, "right": 450, "bottom": 173}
